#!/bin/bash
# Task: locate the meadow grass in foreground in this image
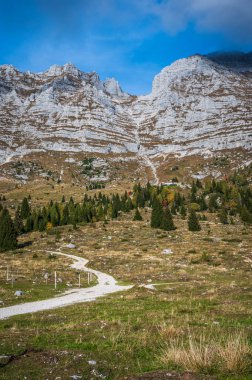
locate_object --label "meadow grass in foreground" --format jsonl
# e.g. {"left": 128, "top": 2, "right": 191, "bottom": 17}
{"left": 0, "top": 210, "right": 251, "bottom": 379}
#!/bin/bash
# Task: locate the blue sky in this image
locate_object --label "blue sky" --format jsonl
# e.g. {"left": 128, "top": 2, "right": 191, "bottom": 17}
{"left": 0, "top": 0, "right": 252, "bottom": 94}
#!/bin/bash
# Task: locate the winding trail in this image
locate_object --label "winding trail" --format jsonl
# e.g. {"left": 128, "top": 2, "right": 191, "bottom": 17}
{"left": 0, "top": 250, "right": 133, "bottom": 320}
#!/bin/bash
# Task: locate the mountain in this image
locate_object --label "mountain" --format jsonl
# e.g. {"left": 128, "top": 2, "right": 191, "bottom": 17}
{"left": 0, "top": 53, "right": 251, "bottom": 184}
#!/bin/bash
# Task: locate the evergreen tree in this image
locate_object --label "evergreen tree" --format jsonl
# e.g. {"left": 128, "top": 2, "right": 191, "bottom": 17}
{"left": 50, "top": 203, "right": 60, "bottom": 226}
{"left": 188, "top": 210, "right": 201, "bottom": 231}
{"left": 61, "top": 204, "right": 69, "bottom": 226}
{"left": 125, "top": 198, "right": 133, "bottom": 212}
{"left": 161, "top": 207, "right": 176, "bottom": 231}
{"left": 13, "top": 207, "right": 24, "bottom": 235}
{"left": 136, "top": 191, "right": 145, "bottom": 208}
{"left": 218, "top": 208, "right": 229, "bottom": 224}
{"left": 171, "top": 204, "right": 177, "bottom": 215}
{"left": 25, "top": 215, "right": 33, "bottom": 232}
{"left": 190, "top": 181, "right": 197, "bottom": 202}
{"left": 240, "top": 206, "right": 252, "bottom": 224}
{"left": 0, "top": 208, "right": 18, "bottom": 251}
{"left": 150, "top": 198, "right": 163, "bottom": 228}
{"left": 111, "top": 203, "right": 118, "bottom": 219}
{"left": 133, "top": 208, "right": 143, "bottom": 221}
{"left": 198, "top": 195, "right": 207, "bottom": 211}
{"left": 38, "top": 215, "right": 46, "bottom": 232}
{"left": 180, "top": 204, "right": 187, "bottom": 219}
{"left": 32, "top": 210, "right": 39, "bottom": 231}
{"left": 208, "top": 194, "right": 218, "bottom": 212}
{"left": 20, "top": 197, "right": 30, "bottom": 219}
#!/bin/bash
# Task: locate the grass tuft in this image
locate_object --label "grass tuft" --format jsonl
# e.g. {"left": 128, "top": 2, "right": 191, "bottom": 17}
{"left": 160, "top": 331, "right": 252, "bottom": 374}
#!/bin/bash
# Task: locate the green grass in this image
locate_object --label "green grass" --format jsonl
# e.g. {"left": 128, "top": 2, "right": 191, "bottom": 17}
{"left": 0, "top": 210, "right": 251, "bottom": 379}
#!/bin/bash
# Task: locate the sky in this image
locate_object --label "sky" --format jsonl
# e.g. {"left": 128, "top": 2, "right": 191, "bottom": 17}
{"left": 0, "top": 0, "right": 252, "bottom": 94}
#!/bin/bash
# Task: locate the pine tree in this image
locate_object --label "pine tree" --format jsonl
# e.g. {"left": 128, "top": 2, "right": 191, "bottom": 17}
{"left": 180, "top": 205, "right": 187, "bottom": 219}
{"left": 161, "top": 207, "right": 176, "bottom": 231}
{"left": 198, "top": 195, "right": 207, "bottom": 211}
{"left": 190, "top": 181, "right": 197, "bottom": 202}
{"left": 218, "top": 208, "right": 229, "bottom": 224}
{"left": 171, "top": 204, "right": 177, "bottom": 215}
{"left": 111, "top": 203, "right": 118, "bottom": 219}
{"left": 150, "top": 198, "right": 163, "bottom": 228}
{"left": 208, "top": 194, "right": 218, "bottom": 212}
{"left": 13, "top": 207, "right": 24, "bottom": 235}
{"left": 50, "top": 203, "right": 60, "bottom": 226}
{"left": 20, "top": 197, "right": 30, "bottom": 219}
{"left": 240, "top": 206, "right": 252, "bottom": 224}
{"left": 25, "top": 215, "right": 33, "bottom": 232}
{"left": 133, "top": 208, "right": 143, "bottom": 221}
{"left": 188, "top": 210, "right": 201, "bottom": 231}
{"left": 0, "top": 208, "right": 18, "bottom": 251}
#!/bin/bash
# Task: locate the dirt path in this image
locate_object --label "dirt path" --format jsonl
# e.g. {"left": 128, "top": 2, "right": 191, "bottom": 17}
{"left": 0, "top": 250, "right": 133, "bottom": 320}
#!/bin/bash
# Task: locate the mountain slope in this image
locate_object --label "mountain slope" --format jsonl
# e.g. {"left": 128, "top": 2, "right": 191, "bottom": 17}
{"left": 0, "top": 53, "right": 251, "bottom": 183}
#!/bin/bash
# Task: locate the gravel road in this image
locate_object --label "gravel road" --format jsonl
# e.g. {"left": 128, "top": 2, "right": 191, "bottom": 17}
{"left": 0, "top": 250, "right": 132, "bottom": 320}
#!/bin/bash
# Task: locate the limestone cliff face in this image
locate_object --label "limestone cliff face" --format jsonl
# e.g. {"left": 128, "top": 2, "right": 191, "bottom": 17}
{"left": 0, "top": 52, "right": 251, "bottom": 165}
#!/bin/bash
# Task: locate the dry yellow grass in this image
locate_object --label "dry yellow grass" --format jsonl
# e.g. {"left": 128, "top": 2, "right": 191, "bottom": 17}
{"left": 160, "top": 331, "right": 252, "bottom": 374}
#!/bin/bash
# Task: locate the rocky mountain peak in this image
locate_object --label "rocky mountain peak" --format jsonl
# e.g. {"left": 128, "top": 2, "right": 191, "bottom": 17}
{"left": 103, "top": 78, "right": 127, "bottom": 97}
{"left": 43, "top": 63, "right": 84, "bottom": 78}
{"left": 0, "top": 52, "right": 251, "bottom": 170}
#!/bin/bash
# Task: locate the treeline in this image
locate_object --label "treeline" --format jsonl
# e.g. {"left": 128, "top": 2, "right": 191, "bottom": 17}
{"left": 0, "top": 165, "right": 251, "bottom": 251}
{"left": 0, "top": 191, "right": 135, "bottom": 251}
{"left": 131, "top": 167, "right": 252, "bottom": 231}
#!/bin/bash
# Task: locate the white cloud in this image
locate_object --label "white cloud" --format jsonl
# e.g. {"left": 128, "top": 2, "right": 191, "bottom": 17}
{"left": 143, "top": 0, "right": 252, "bottom": 41}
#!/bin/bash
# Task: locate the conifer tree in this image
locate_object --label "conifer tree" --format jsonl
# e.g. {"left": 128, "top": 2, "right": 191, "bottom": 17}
{"left": 240, "top": 206, "right": 252, "bottom": 224}
{"left": 0, "top": 208, "right": 18, "bottom": 251}
{"left": 209, "top": 194, "right": 218, "bottom": 212}
{"left": 20, "top": 197, "right": 30, "bottom": 219}
{"left": 188, "top": 210, "right": 201, "bottom": 231}
{"left": 150, "top": 198, "right": 163, "bottom": 228}
{"left": 161, "top": 207, "right": 176, "bottom": 231}
{"left": 111, "top": 203, "right": 118, "bottom": 219}
{"left": 198, "top": 195, "right": 207, "bottom": 211}
{"left": 133, "top": 208, "right": 143, "bottom": 221}
{"left": 38, "top": 215, "right": 46, "bottom": 232}
{"left": 190, "top": 181, "right": 197, "bottom": 202}
{"left": 13, "top": 207, "right": 24, "bottom": 235}
{"left": 218, "top": 208, "right": 229, "bottom": 224}
{"left": 25, "top": 215, "right": 33, "bottom": 232}
{"left": 171, "top": 204, "right": 177, "bottom": 215}
{"left": 180, "top": 204, "right": 187, "bottom": 219}
{"left": 60, "top": 205, "right": 68, "bottom": 225}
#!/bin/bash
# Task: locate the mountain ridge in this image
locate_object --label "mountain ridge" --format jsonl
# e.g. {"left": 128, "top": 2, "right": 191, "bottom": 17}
{"left": 0, "top": 52, "right": 251, "bottom": 183}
